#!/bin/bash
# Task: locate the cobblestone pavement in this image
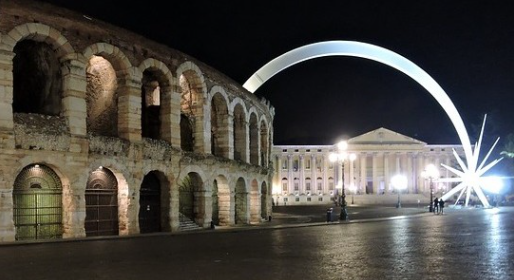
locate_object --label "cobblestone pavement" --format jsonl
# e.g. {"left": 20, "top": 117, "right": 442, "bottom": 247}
{"left": 1, "top": 206, "right": 513, "bottom": 280}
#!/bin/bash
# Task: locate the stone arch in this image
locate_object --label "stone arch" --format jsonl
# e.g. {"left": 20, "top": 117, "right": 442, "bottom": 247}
{"left": 177, "top": 62, "right": 208, "bottom": 153}
{"left": 234, "top": 177, "right": 248, "bottom": 224}
{"left": 82, "top": 43, "right": 133, "bottom": 138}
{"left": 243, "top": 40, "right": 473, "bottom": 163}
{"left": 209, "top": 88, "right": 230, "bottom": 158}
{"left": 5, "top": 23, "right": 74, "bottom": 55}
{"left": 138, "top": 59, "right": 175, "bottom": 142}
{"left": 176, "top": 166, "right": 207, "bottom": 227}
{"left": 249, "top": 179, "right": 261, "bottom": 223}
{"left": 6, "top": 23, "right": 76, "bottom": 138}
{"left": 138, "top": 170, "right": 171, "bottom": 233}
{"left": 12, "top": 163, "right": 64, "bottom": 241}
{"left": 259, "top": 116, "right": 270, "bottom": 167}
{"left": 85, "top": 166, "right": 120, "bottom": 237}
{"left": 212, "top": 174, "right": 231, "bottom": 226}
{"left": 232, "top": 100, "right": 248, "bottom": 162}
{"left": 248, "top": 111, "right": 259, "bottom": 165}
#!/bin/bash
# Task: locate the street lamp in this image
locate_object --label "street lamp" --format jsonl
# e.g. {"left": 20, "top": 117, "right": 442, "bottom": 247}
{"left": 391, "top": 174, "right": 407, "bottom": 208}
{"left": 329, "top": 140, "right": 356, "bottom": 221}
{"left": 422, "top": 164, "right": 439, "bottom": 212}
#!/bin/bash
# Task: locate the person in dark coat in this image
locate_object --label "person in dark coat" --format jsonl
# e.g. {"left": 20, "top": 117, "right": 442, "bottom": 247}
{"left": 433, "top": 197, "right": 439, "bottom": 214}
{"left": 439, "top": 199, "right": 445, "bottom": 214}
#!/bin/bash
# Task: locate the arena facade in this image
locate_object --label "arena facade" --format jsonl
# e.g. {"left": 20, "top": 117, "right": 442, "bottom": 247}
{"left": 0, "top": 0, "right": 274, "bottom": 242}
{"left": 272, "top": 128, "right": 465, "bottom": 206}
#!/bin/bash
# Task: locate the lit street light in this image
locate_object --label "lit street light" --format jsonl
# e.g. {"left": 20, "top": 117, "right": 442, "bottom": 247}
{"left": 391, "top": 174, "right": 407, "bottom": 208}
{"left": 422, "top": 164, "right": 439, "bottom": 212}
{"left": 481, "top": 176, "right": 504, "bottom": 207}
{"left": 329, "top": 140, "right": 356, "bottom": 221}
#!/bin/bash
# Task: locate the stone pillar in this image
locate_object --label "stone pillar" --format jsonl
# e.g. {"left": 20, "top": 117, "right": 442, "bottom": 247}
{"left": 372, "top": 153, "right": 378, "bottom": 194}
{"left": 226, "top": 113, "right": 235, "bottom": 159}
{"left": 160, "top": 83, "right": 181, "bottom": 148}
{"left": 0, "top": 50, "right": 15, "bottom": 150}
{"left": 249, "top": 184, "right": 261, "bottom": 224}
{"left": 118, "top": 69, "right": 143, "bottom": 142}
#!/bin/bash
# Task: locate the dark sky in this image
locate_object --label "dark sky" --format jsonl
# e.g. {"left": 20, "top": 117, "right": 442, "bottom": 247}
{"left": 39, "top": 0, "right": 514, "bottom": 147}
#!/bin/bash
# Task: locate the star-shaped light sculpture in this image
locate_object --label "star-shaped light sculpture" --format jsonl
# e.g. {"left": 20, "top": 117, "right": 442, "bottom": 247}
{"left": 439, "top": 115, "right": 503, "bottom": 207}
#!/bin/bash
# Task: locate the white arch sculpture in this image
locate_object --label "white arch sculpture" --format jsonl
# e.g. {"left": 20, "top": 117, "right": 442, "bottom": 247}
{"left": 243, "top": 40, "right": 472, "bottom": 162}
{"left": 243, "top": 40, "right": 501, "bottom": 208}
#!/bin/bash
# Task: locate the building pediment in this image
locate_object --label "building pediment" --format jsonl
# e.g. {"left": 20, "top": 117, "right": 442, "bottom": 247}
{"left": 348, "top": 127, "right": 426, "bottom": 146}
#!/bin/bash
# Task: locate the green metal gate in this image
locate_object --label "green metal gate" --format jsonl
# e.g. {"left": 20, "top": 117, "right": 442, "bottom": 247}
{"left": 13, "top": 164, "right": 63, "bottom": 241}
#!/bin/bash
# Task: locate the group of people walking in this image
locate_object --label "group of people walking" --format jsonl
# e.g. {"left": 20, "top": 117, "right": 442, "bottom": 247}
{"left": 433, "top": 197, "right": 445, "bottom": 214}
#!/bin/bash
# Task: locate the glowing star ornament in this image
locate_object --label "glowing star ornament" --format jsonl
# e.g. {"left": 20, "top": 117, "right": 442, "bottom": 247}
{"left": 439, "top": 115, "right": 503, "bottom": 208}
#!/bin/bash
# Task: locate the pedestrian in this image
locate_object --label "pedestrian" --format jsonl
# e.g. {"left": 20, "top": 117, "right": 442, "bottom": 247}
{"left": 433, "top": 197, "right": 439, "bottom": 214}
{"left": 439, "top": 199, "right": 445, "bottom": 215}
{"left": 326, "top": 208, "right": 333, "bottom": 222}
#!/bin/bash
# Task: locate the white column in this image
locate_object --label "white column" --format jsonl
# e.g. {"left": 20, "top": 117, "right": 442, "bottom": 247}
{"left": 383, "top": 152, "right": 389, "bottom": 194}
{"left": 360, "top": 154, "right": 367, "bottom": 194}
{"left": 299, "top": 155, "right": 305, "bottom": 193}
{"left": 407, "top": 153, "right": 413, "bottom": 193}
{"left": 287, "top": 155, "right": 292, "bottom": 193}
{"left": 311, "top": 155, "right": 316, "bottom": 192}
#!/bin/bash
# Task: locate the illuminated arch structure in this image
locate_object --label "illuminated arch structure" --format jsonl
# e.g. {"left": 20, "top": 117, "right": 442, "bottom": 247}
{"left": 244, "top": 40, "right": 502, "bottom": 208}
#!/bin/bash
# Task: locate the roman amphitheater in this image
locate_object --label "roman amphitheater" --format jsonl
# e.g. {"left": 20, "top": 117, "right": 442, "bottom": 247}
{"left": 0, "top": 0, "right": 275, "bottom": 242}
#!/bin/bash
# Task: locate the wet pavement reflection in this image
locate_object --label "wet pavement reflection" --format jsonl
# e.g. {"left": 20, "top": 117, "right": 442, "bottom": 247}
{"left": 1, "top": 206, "right": 513, "bottom": 280}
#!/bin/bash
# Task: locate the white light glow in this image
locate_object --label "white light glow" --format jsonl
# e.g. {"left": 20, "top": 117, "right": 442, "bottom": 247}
{"left": 391, "top": 174, "right": 408, "bottom": 190}
{"left": 439, "top": 115, "right": 503, "bottom": 207}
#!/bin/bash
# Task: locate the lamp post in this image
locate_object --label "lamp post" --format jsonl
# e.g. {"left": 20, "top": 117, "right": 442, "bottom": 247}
{"left": 329, "top": 140, "right": 356, "bottom": 221}
{"left": 422, "top": 164, "right": 439, "bottom": 212}
{"left": 391, "top": 174, "right": 407, "bottom": 208}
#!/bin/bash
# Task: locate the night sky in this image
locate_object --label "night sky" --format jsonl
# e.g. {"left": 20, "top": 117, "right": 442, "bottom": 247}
{"left": 38, "top": 0, "right": 514, "bottom": 147}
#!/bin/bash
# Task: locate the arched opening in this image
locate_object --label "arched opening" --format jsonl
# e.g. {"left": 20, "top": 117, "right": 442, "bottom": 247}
{"left": 86, "top": 55, "right": 118, "bottom": 137}
{"left": 234, "top": 178, "right": 248, "bottom": 224}
{"left": 210, "top": 93, "right": 229, "bottom": 157}
{"left": 13, "top": 40, "right": 62, "bottom": 115}
{"left": 180, "top": 114, "right": 194, "bottom": 151}
{"left": 141, "top": 70, "right": 164, "bottom": 140}
{"left": 138, "top": 171, "right": 162, "bottom": 233}
{"left": 85, "top": 166, "right": 119, "bottom": 237}
{"left": 260, "top": 120, "right": 269, "bottom": 166}
{"left": 13, "top": 164, "right": 63, "bottom": 241}
{"left": 179, "top": 71, "right": 204, "bottom": 153}
{"left": 178, "top": 173, "right": 204, "bottom": 227}
{"left": 233, "top": 104, "right": 247, "bottom": 161}
{"left": 12, "top": 39, "right": 66, "bottom": 141}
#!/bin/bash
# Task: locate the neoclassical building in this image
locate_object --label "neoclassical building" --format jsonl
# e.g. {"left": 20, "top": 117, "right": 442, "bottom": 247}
{"left": 271, "top": 128, "right": 465, "bottom": 206}
{"left": 0, "top": 0, "right": 274, "bottom": 242}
